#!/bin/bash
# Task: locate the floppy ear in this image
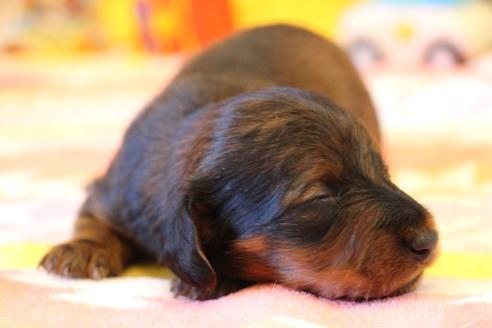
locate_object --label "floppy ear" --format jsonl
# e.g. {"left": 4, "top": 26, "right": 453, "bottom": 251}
{"left": 166, "top": 196, "right": 217, "bottom": 289}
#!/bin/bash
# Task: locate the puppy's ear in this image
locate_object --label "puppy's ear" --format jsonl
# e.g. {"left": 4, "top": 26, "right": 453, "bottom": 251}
{"left": 167, "top": 196, "right": 217, "bottom": 289}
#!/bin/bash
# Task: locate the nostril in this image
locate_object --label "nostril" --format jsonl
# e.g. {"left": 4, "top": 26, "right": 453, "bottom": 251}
{"left": 407, "top": 231, "right": 438, "bottom": 261}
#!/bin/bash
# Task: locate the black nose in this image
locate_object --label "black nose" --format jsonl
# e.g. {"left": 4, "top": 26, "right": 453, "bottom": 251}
{"left": 406, "top": 231, "right": 438, "bottom": 262}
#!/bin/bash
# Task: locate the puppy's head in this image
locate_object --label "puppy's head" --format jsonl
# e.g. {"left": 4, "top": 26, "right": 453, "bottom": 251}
{"left": 179, "top": 87, "right": 438, "bottom": 300}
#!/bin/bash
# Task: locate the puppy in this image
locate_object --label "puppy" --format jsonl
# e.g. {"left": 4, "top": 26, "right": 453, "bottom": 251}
{"left": 40, "top": 24, "right": 438, "bottom": 301}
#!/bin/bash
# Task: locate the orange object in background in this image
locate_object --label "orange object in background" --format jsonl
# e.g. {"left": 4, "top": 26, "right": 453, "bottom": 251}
{"left": 133, "top": 0, "right": 234, "bottom": 53}
{"left": 135, "top": 0, "right": 196, "bottom": 53}
{"left": 189, "top": 0, "right": 234, "bottom": 47}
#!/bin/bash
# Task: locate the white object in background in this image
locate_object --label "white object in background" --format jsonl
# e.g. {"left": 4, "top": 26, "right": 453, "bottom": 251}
{"left": 337, "top": 1, "right": 492, "bottom": 71}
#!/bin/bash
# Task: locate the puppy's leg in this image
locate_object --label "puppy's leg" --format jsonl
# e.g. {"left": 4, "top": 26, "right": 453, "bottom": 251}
{"left": 171, "top": 277, "right": 247, "bottom": 300}
{"left": 40, "top": 215, "right": 135, "bottom": 279}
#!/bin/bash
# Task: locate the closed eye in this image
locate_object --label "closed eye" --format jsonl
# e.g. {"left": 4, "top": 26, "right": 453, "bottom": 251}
{"left": 308, "top": 194, "right": 335, "bottom": 202}
{"left": 283, "top": 182, "right": 337, "bottom": 209}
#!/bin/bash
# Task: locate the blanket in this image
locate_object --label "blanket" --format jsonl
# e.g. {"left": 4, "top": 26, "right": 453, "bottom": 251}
{"left": 1, "top": 55, "right": 491, "bottom": 328}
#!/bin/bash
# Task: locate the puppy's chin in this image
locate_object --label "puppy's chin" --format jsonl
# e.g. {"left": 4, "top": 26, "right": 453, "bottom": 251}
{"left": 354, "top": 272, "right": 422, "bottom": 302}
{"left": 308, "top": 271, "right": 423, "bottom": 302}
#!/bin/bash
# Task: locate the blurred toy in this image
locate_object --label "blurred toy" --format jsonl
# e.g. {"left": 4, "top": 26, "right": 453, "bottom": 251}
{"left": 0, "top": 0, "right": 103, "bottom": 54}
{"left": 0, "top": 0, "right": 234, "bottom": 54}
{"left": 337, "top": 0, "right": 492, "bottom": 70}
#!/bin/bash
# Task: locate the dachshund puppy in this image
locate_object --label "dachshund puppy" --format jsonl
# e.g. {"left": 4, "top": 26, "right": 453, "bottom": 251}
{"left": 40, "top": 24, "right": 438, "bottom": 301}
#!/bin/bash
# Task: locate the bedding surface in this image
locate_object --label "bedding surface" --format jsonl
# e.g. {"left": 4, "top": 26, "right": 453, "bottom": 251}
{"left": 1, "top": 55, "right": 491, "bottom": 328}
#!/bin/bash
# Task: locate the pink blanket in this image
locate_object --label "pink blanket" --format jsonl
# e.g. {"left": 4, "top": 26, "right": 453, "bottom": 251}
{"left": 1, "top": 271, "right": 492, "bottom": 327}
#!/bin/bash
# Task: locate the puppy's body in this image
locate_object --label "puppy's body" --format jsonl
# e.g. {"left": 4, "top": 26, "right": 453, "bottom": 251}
{"left": 41, "top": 25, "right": 437, "bottom": 301}
{"left": 174, "top": 25, "right": 380, "bottom": 140}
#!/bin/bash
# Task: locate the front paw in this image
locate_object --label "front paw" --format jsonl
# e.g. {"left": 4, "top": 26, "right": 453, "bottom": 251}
{"left": 39, "top": 240, "right": 122, "bottom": 279}
{"left": 171, "top": 277, "right": 243, "bottom": 300}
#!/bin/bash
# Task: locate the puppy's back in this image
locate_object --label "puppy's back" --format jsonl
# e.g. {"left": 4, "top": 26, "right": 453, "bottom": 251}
{"left": 176, "top": 24, "right": 379, "bottom": 141}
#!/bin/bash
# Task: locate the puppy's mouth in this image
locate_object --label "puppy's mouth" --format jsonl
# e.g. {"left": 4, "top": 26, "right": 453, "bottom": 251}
{"left": 386, "top": 272, "right": 422, "bottom": 298}
{"left": 304, "top": 272, "right": 423, "bottom": 302}
{"left": 348, "top": 273, "right": 423, "bottom": 302}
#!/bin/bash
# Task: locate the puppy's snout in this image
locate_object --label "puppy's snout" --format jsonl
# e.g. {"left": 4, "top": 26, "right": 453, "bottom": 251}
{"left": 405, "top": 230, "right": 438, "bottom": 262}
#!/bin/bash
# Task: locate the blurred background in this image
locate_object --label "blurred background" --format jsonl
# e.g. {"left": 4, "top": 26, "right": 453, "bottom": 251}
{"left": 1, "top": 0, "right": 492, "bottom": 275}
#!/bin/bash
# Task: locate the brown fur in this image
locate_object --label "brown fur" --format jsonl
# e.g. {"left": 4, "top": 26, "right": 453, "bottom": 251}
{"left": 40, "top": 24, "right": 438, "bottom": 301}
